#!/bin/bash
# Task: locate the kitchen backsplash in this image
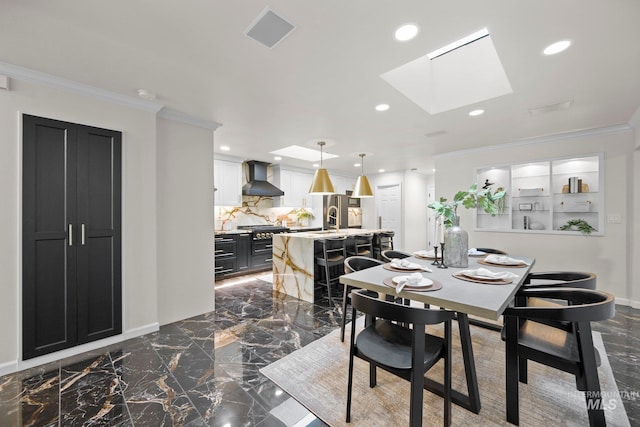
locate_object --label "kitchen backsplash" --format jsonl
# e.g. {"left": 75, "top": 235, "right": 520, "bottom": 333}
{"left": 215, "top": 196, "right": 361, "bottom": 230}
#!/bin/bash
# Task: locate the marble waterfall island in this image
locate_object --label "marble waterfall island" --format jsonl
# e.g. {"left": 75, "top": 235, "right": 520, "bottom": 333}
{"left": 272, "top": 229, "right": 387, "bottom": 303}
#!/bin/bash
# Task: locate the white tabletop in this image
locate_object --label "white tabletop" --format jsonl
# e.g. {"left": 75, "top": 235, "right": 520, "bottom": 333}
{"left": 340, "top": 255, "right": 535, "bottom": 320}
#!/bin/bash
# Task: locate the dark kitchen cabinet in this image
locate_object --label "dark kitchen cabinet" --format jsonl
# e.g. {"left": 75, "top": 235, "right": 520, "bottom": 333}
{"left": 22, "top": 115, "right": 122, "bottom": 360}
{"left": 214, "top": 235, "right": 236, "bottom": 278}
{"left": 235, "top": 233, "right": 251, "bottom": 273}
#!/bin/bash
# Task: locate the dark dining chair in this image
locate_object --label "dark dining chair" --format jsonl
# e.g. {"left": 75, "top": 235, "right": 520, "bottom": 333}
{"left": 502, "top": 287, "right": 615, "bottom": 426}
{"left": 346, "top": 289, "right": 455, "bottom": 427}
{"left": 474, "top": 247, "right": 508, "bottom": 255}
{"left": 315, "top": 236, "right": 347, "bottom": 306}
{"left": 380, "top": 249, "right": 412, "bottom": 262}
{"left": 517, "top": 271, "right": 597, "bottom": 328}
{"left": 340, "top": 256, "right": 385, "bottom": 342}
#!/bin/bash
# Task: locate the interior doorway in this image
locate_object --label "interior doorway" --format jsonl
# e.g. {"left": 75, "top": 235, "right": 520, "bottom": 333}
{"left": 375, "top": 183, "right": 402, "bottom": 250}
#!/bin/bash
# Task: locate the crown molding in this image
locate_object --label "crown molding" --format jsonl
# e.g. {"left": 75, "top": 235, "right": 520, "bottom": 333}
{"left": 433, "top": 124, "right": 632, "bottom": 159}
{"left": 158, "top": 107, "right": 222, "bottom": 130}
{"left": 0, "top": 60, "right": 164, "bottom": 112}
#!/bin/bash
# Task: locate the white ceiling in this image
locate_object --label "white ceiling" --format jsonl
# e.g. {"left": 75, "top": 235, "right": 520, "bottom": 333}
{"left": 2, "top": 0, "right": 639, "bottom": 175}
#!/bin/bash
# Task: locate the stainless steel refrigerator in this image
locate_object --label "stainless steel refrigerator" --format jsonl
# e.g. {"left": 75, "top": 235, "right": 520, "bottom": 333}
{"left": 323, "top": 194, "right": 349, "bottom": 229}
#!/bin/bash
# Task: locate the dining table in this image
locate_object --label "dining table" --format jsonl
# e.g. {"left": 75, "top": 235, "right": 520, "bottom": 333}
{"left": 339, "top": 253, "right": 536, "bottom": 414}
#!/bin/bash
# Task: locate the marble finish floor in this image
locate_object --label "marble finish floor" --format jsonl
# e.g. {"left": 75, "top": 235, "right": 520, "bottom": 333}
{"left": 0, "top": 275, "right": 638, "bottom": 426}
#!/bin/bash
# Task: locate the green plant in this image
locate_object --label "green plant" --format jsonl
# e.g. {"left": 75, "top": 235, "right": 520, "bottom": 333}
{"left": 559, "top": 219, "right": 595, "bottom": 234}
{"left": 296, "top": 209, "right": 315, "bottom": 221}
{"left": 428, "top": 183, "right": 506, "bottom": 227}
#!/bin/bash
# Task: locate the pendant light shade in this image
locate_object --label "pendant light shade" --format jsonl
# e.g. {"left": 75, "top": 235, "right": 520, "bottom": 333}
{"left": 309, "top": 141, "right": 335, "bottom": 194}
{"left": 352, "top": 153, "right": 374, "bottom": 197}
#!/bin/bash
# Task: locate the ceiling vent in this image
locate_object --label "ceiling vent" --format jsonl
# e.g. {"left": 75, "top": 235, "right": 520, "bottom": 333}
{"left": 528, "top": 100, "right": 573, "bottom": 116}
{"left": 245, "top": 8, "right": 295, "bottom": 49}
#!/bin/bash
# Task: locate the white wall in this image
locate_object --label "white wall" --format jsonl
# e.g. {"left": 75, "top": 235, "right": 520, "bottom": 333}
{"left": 156, "top": 118, "right": 214, "bottom": 324}
{"left": 361, "top": 170, "right": 430, "bottom": 252}
{"left": 433, "top": 126, "right": 637, "bottom": 305}
{"left": 0, "top": 79, "right": 162, "bottom": 371}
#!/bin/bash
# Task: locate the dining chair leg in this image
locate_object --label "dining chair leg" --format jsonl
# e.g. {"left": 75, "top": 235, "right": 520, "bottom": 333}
{"left": 505, "top": 316, "right": 520, "bottom": 425}
{"left": 577, "top": 322, "right": 606, "bottom": 426}
{"left": 519, "top": 357, "right": 528, "bottom": 384}
{"left": 340, "top": 285, "right": 350, "bottom": 342}
{"left": 369, "top": 363, "right": 377, "bottom": 388}
{"left": 444, "top": 320, "right": 452, "bottom": 427}
{"left": 345, "top": 307, "right": 358, "bottom": 423}
{"left": 409, "top": 330, "right": 426, "bottom": 427}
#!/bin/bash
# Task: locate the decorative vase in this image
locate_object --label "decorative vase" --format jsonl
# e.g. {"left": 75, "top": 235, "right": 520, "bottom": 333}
{"left": 444, "top": 216, "right": 468, "bottom": 268}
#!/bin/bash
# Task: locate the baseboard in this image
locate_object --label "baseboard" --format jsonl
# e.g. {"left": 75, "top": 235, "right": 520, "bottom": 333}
{"left": 0, "top": 322, "right": 159, "bottom": 377}
{"left": 613, "top": 297, "right": 640, "bottom": 309}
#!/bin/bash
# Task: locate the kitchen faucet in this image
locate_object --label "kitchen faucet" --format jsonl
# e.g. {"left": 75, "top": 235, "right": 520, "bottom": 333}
{"left": 326, "top": 205, "right": 340, "bottom": 231}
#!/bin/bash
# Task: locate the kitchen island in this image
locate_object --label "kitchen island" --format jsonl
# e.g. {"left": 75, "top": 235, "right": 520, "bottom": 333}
{"left": 272, "top": 228, "right": 390, "bottom": 302}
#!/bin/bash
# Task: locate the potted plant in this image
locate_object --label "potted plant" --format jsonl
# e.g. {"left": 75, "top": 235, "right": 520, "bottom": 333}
{"left": 428, "top": 183, "right": 506, "bottom": 227}
{"left": 428, "top": 183, "right": 506, "bottom": 267}
{"left": 296, "top": 209, "right": 315, "bottom": 227}
{"left": 559, "top": 219, "right": 595, "bottom": 235}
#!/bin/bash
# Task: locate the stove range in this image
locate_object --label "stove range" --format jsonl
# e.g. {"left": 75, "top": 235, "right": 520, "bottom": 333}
{"left": 237, "top": 225, "right": 290, "bottom": 240}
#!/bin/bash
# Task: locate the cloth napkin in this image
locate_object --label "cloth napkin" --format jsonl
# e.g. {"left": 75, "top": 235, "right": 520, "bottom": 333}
{"left": 468, "top": 248, "right": 487, "bottom": 256}
{"left": 459, "top": 267, "right": 519, "bottom": 280}
{"left": 485, "top": 254, "right": 530, "bottom": 265}
{"left": 391, "top": 258, "right": 413, "bottom": 268}
{"left": 396, "top": 273, "right": 423, "bottom": 293}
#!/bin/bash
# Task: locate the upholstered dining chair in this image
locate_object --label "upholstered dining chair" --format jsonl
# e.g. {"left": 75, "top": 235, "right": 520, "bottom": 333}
{"left": 340, "top": 256, "right": 384, "bottom": 342}
{"left": 346, "top": 289, "right": 455, "bottom": 427}
{"left": 502, "top": 287, "right": 615, "bottom": 426}
{"left": 380, "top": 249, "right": 412, "bottom": 262}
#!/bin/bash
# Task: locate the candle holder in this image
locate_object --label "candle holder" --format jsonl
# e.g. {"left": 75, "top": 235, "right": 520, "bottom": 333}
{"left": 431, "top": 245, "right": 440, "bottom": 266}
{"left": 438, "top": 242, "right": 448, "bottom": 269}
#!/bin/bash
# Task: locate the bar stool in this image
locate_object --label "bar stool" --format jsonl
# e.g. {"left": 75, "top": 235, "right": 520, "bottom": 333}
{"left": 315, "top": 236, "right": 347, "bottom": 305}
{"left": 373, "top": 231, "right": 394, "bottom": 260}
{"left": 348, "top": 233, "right": 374, "bottom": 257}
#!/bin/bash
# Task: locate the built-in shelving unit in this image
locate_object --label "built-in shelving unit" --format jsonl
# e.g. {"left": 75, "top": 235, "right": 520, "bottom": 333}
{"left": 475, "top": 154, "right": 603, "bottom": 235}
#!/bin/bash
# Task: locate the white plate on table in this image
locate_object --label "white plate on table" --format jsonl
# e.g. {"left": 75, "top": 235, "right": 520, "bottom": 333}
{"left": 392, "top": 276, "right": 434, "bottom": 288}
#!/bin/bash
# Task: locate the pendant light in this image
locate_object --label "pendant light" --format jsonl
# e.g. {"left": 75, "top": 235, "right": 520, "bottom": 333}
{"left": 309, "top": 141, "right": 336, "bottom": 194}
{"left": 352, "top": 153, "right": 374, "bottom": 197}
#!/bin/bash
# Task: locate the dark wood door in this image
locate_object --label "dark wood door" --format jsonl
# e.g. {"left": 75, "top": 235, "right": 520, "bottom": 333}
{"left": 22, "top": 115, "right": 122, "bottom": 360}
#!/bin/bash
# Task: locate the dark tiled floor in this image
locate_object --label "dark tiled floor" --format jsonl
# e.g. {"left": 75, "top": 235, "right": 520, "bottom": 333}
{"left": 0, "top": 276, "right": 637, "bottom": 426}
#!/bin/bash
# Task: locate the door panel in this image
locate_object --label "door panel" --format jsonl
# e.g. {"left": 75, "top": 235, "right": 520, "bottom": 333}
{"left": 23, "top": 115, "right": 78, "bottom": 359}
{"left": 76, "top": 126, "right": 122, "bottom": 343}
{"left": 23, "top": 115, "right": 121, "bottom": 360}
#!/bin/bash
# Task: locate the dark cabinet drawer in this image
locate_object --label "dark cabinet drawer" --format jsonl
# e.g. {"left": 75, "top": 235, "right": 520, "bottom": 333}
{"left": 251, "top": 253, "right": 273, "bottom": 270}
{"left": 215, "top": 258, "right": 235, "bottom": 277}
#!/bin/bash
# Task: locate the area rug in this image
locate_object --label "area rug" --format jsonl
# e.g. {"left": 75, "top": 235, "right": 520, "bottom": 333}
{"left": 261, "top": 319, "right": 629, "bottom": 426}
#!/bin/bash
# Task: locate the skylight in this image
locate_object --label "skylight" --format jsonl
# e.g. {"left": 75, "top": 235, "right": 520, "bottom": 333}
{"left": 270, "top": 145, "right": 339, "bottom": 162}
{"left": 381, "top": 28, "right": 513, "bottom": 115}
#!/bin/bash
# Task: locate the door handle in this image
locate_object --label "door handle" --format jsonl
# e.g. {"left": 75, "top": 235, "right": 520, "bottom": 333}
{"left": 81, "top": 223, "right": 86, "bottom": 245}
{"left": 68, "top": 224, "right": 73, "bottom": 246}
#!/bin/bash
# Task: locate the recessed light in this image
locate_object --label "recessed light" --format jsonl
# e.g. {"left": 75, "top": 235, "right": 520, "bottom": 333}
{"left": 432, "top": 168, "right": 436, "bottom": 172}
{"left": 543, "top": 40, "right": 571, "bottom": 55}
{"left": 375, "top": 104, "right": 390, "bottom": 111}
{"left": 220, "top": 145, "right": 230, "bottom": 151}
{"left": 394, "top": 23, "right": 420, "bottom": 42}
{"left": 273, "top": 156, "right": 282, "bottom": 161}
{"left": 354, "top": 163, "right": 361, "bottom": 167}
{"left": 312, "top": 163, "right": 319, "bottom": 168}
{"left": 469, "top": 109, "right": 484, "bottom": 116}
{"left": 378, "top": 169, "right": 385, "bottom": 173}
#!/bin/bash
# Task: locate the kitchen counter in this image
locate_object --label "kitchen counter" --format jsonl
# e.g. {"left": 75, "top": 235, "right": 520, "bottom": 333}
{"left": 272, "top": 229, "right": 391, "bottom": 302}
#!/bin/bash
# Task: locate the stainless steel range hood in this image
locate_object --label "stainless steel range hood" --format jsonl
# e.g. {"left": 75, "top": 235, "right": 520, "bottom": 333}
{"left": 242, "top": 160, "right": 284, "bottom": 197}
